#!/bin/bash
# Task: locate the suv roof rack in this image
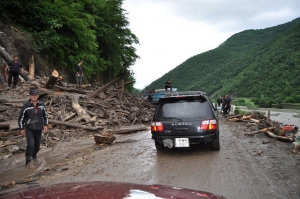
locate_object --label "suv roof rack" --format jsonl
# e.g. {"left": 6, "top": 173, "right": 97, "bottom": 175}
{"left": 165, "top": 91, "right": 206, "bottom": 97}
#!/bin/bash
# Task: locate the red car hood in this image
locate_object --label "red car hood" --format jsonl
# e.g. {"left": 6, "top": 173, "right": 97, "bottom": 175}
{"left": 0, "top": 181, "right": 227, "bottom": 199}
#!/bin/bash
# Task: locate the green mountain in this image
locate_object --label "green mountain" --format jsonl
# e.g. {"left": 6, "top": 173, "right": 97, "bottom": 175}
{"left": 145, "top": 17, "right": 300, "bottom": 103}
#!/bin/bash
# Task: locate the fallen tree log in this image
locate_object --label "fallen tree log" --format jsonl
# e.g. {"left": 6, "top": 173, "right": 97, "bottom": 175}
{"left": 265, "top": 131, "right": 293, "bottom": 142}
{"left": 249, "top": 118, "right": 260, "bottom": 123}
{"left": 229, "top": 118, "right": 241, "bottom": 122}
{"left": 87, "top": 76, "right": 121, "bottom": 98}
{"left": 116, "top": 80, "right": 135, "bottom": 89}
{"left": 0, "top": 130, "right": 19, "bottom": 137}
{"left": 245, "top": 127, "right": 274, "bottom": 136}
{"left": 0, "top": 121, "right": 19, "bottom": 131}
{"left": 48, "top": 119, "right": 103, "bottom": 131}
{"left": 71, "top": 95, "right": 91, "bottom": 122}
{"left": 113, "top": 124, "right": 147, "bottom": 134}
{"left": 54, "top": 85, "right": 86, "bottom": 94}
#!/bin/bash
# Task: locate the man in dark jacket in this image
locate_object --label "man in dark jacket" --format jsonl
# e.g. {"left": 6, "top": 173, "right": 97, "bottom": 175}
{"left": 76, "top": 61, "right": 84, "bottom": 89}
{"left": 5, "top": 56, "right": 23, "bottom": 88}
{"left": 165, "top": 79, "right": 172, "bottom": 92}
{"left": 18, "top": 89, "right": 48, "bottom": 166}
{"left": 217, "top": 96, "right": 222, "bottom": 107}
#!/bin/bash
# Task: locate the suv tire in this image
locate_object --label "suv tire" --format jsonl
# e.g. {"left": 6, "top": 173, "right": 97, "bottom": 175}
{"left": 211, "top": 135, "right": 220, "bottom": 151}
{"left": 155, "top": 142, "right": 164, "bottom": 150}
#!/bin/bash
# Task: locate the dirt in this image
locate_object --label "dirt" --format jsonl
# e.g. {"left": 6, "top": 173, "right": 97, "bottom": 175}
{"left": 0, "top": 109, "right": 299, "bottom": 199}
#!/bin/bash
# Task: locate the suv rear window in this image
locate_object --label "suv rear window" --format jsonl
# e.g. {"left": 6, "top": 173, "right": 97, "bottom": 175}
{"left": 155, "top": 98, "right": 213, "bottom": 119}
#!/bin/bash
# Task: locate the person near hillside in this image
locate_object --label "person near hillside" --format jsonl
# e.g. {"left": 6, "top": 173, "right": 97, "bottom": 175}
{"left": 5, "top": 56, "right": 23, "bottom": 88}
{"left": 165, "top": 79, "right": 172, "bottom": 92}
{"left": 76, "top": 61, "right": 84, "bottom": 89}
{"left": 147, "top": 90, "right": 154, "bottom": 107}
{"left": 217, "top": 96, "right": 222, "bottom": 108}
{"left": 222, "top": 95, "right": 226, "bottom": 113}
{"left": 223, "top": 95, "right": 231, "bottom": 116}
{"left": 18, "top": 88, "right": 48, "bottom": 167}
{"left": 227, "top": 94, "right": 232, "bottom": 113}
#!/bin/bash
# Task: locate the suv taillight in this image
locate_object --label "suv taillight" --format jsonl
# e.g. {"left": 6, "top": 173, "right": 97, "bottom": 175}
{"left": 151, "top": 122, "right": 164, "bottom": 132}
{"left": 201, "top": 120, "right": 217, "bottom": 130}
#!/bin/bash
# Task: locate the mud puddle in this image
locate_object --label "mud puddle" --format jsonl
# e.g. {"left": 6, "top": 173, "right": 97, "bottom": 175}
{"left": 0, "top": 136, "right": 102, "bottom": 185}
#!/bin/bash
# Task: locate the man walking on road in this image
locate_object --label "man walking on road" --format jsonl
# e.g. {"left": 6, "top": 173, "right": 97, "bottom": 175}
{"left": 18, "top": 88, "right": 48, "bottom": 167}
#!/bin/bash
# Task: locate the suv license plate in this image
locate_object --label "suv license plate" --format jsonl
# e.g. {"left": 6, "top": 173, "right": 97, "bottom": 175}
{"left": 175, "top": 138, "right": 190, "bottom": 147}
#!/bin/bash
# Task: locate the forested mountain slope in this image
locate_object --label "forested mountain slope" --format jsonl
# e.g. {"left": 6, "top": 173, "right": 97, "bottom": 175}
{"left": 0, "top": 0, "right": 139, "bottom": 91}
{"left": 146, "top": 17, "right": 300, "bottom": 103}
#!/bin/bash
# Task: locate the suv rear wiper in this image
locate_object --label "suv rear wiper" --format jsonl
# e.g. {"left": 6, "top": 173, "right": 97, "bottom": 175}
{"left": 162, "top": 117, "right": 183, "bottom": 121}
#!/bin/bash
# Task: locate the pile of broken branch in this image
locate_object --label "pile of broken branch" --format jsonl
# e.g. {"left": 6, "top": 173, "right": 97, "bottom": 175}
{"left": 227, "top": 111, "right": 299, "bottom": 142}
{"left": 0, "top": 76, "right": 154, "bottom": 159}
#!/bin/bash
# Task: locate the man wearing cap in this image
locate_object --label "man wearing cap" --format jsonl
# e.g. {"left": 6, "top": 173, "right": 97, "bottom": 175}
{"left": 18, "top": 88, "right": 48, "bottom": 166}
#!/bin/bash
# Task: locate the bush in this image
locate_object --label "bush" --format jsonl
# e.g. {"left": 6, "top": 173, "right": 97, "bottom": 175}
{"left": 251, "top": 98, "right": 260, "bottom": 105}
{"left": 233, "top": 98, "right": 246, "bottom": 106}
{"left": 235, "top": 107, "right": 250, "bottom": 115}
{"left": 258, "top": 97, "right": 273, "bottom": 108}
{"left": 284, "top": 96, "right": 296, "bottom": 103}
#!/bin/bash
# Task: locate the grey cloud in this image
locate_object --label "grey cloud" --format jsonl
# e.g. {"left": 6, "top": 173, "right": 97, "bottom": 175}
{"left": 149, "top": 0, "right": 300, "bottom": 32}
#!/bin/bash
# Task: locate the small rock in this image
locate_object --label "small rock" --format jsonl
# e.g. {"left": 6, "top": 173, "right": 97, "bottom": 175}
{"left": 5, "top": 145, "right": 20, "bottom": 154}
{"left": 18, "top": 139, "right": 27, "bottom": 150}
{"left": 49, "top": 129, "right": 63, "bottom": 139}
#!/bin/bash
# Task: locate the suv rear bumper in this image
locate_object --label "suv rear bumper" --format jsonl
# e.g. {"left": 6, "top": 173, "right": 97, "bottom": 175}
{"left": 152, "top": 134, "right": 217, "bottom": 144}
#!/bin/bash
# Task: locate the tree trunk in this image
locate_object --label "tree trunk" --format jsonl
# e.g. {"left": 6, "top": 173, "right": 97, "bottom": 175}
{"left": 28, "top": 55, "right": 35, "bottom": 79}
{"left": 71, "top": 95, "right": 91, "bottom": 122}
{"left": 45, "top": 70, "right": 59, "bottom": 89}
{"left": 265, "top": 131, "right": 293, "bottom": 142}
{"left": 48, "top": 119, "right": 102, "bottom": 131}
{"left": 0, "top": 130, "right": 19, "bottom": 137}
{"left": 113, "top": 124, "right": 147, "bottom": 134}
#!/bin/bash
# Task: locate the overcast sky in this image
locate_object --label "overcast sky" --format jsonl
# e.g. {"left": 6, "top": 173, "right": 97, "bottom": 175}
{"left": 122, "top": 0, "right": 300, "bottom": 89}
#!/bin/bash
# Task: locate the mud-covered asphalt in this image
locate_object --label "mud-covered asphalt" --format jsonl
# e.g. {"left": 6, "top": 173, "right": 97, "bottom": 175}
{"left": 0, "top": 109, "right": 300, "bottom": 199}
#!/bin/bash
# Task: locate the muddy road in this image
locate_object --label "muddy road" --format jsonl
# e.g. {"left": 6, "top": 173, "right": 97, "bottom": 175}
{"left": 0, "top": 110, "right": 300, "bottom": 199}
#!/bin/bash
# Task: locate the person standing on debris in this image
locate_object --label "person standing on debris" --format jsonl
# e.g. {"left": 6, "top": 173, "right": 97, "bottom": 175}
{"left": 5, "top": 56, "right": 23, "bottom": 88}
{"left": 18, "top": 88, "right": 48, "bottom": 167}
{"left": 165, "top": 79, "right": 172, "bottom": 92}
{"left": 76, "top": 61, "right": 84, "bottom": 89}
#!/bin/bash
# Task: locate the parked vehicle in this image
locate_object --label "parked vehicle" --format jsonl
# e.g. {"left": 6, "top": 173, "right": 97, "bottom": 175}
{"left": 152, "top": 88, "right": 178, "bottom": 104}
{"left": 151, "top": 91, "right": 220, "bottom": 150}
